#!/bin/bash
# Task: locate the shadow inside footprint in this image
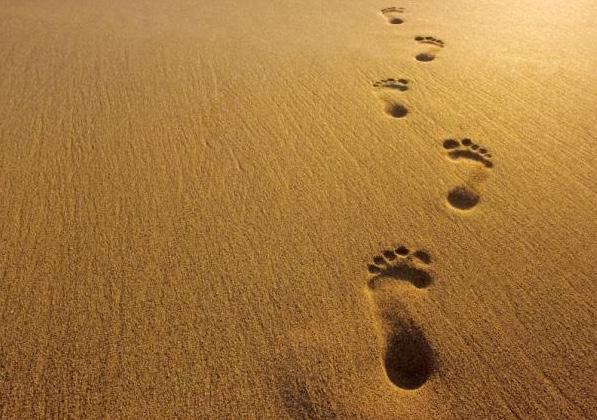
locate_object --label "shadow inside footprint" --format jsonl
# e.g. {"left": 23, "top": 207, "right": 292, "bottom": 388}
{"left": 373, "top": 78, "right": 409, "bottom": 91}
{"left": 384, "top": 322, "right": 436, "bottom": 390}
{"left": 443, "top": 138, "right": 494, "bottom": 168}
{"left": 384, "top": 102, "right": 408, "bottom": 118}
{"left": 381, "top": 7, "right": 405, "bottom": 25}
{"left": 448, "top": 150, "right": 493, "bottom": 168}
{"left": 415, "top": 53, "right": 435, "bottom": 62}
{"left": 369, "top": 263, "right": 432, "bottom": 289}
{"left": 368, "top": 246, "right": 433, "bottom": 289}
{"left": 447, "top": 186, "right": 480, "bottom": 210}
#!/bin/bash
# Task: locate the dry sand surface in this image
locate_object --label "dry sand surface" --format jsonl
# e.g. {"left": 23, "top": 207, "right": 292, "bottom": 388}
{"left": 1, "top": 0, "right": 596, "bottom": 418}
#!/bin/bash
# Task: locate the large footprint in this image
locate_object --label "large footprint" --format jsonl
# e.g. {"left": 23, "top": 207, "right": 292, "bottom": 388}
{"left": 372, "top": 78, "right": 411, "bottom": 119}
{"left": 380, "top": 6, "right": 406, "bottom": 25}
{"left": 366, "top": 245, "right": 437, "bottom": 390}
{"left": 442, "top": 138, "right": 494, "bottom": 210}
{"left": 414, "top": 36, "right": 445, "bottom": 62}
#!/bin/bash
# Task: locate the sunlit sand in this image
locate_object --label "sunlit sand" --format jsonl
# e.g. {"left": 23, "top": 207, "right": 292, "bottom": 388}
{"left": 0, "top": 0, "right": 595, "bottom": 418}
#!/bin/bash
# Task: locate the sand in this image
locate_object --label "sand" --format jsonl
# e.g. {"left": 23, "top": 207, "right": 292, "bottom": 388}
{"left": 0, "top": 0, "right": 596, "bottom": 418}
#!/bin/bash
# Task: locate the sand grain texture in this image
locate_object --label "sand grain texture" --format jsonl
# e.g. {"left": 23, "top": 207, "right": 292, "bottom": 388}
{"left": 0, "top": 0, "right": 596, "bottom": 418}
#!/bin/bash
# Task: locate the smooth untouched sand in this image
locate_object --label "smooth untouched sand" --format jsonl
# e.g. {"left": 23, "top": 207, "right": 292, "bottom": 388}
{"left": 0, "top": 0, "right": 596, "bottom": 418}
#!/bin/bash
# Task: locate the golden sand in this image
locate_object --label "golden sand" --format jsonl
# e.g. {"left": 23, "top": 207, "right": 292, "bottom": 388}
{"left": 0, "top": 0, "right": 595, "bottom": 418}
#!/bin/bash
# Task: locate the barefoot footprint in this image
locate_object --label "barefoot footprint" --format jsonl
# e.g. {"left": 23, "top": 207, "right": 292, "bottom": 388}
{"left": 366, "top": 245, "right": 437, "bottom": 390}
{"left": 442, "top": 138, "right": 494, "bottom": 210}
{"left": 367, "top": 245, "right": 432, "bottom": 289}
{"left": 373, "top": 78, "right": 410, "bottom": 92}
{"left": 444, "top": 138, "right": 493, "bottom": 168}
{"left": 414, "top": 36, "right": 445, "bottom": 62}
{"left": 381, "top": 7, "right": 405, "bottom": 25}
{"left": 372, "top": 78, "right": 410, "bottom": 119}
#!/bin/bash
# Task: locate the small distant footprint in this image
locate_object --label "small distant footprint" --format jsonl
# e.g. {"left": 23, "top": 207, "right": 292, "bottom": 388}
{"left": 442, "top": 138, "right": 494, "bottom": 210}
{"left": 443, "top": 138, "right": 493, "bottom": 168}
{"left": 372, "top": 78, "right": 410, "bottom": 119}
{"left": 365, "top": 245, "right": 437, "bottom": 390}
{"left": 373, "top": 78, "right": 410, "bottom": 92}
{"left": 414, "top": 36, "right": 445, "bottom": 62}
{"left": 380, "top": 7, "right": 405, "bottom": 25}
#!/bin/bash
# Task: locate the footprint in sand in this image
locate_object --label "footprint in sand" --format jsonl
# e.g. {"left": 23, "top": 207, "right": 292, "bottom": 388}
{"left": 372, "top": 78, "right": 410, "bottom": 119}
{"left": 366, "top": 245, "right": 437, "bottom": 390}
{"left": 442, "top": 138, "right": 494, "bottom": 211}
{"left": 381, "top": 6, "right": 406, "bottom": 25}
{"left": 414, "top": 36, "right": 445, "bottom": 62}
